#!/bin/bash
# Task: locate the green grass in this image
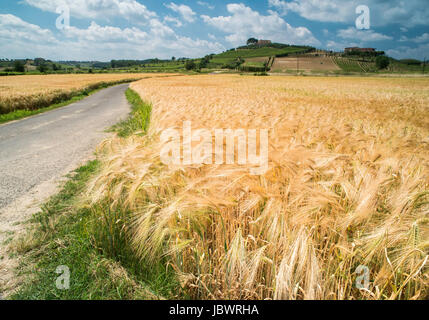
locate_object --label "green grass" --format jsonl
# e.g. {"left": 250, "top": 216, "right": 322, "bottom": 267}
{"left": 387, "top": 60, "right": 426, "bottom": 73}
{"left": 211, "top": 46, "right": 307, "bottom": 67}
{"left": 110, "top": 88, "right": 152, "bottom": 137}
{"left": 333, "top": 57, "right": 365, "bottom": 73}
{"left": 239, "top": 61, "right": 268, "bottom": 72}
{"left": 0, "top": 79, "right": 141, "bottom": 124}
{"left": 8, "top": 89, "right": 180, "bottom": 300}
{"left": 332, "top": 56, "right": 426, "bottom": 74}
{"left": 242, "top": 61, "right": 266, "bottom": 68}
{"left": 216, "top": 47, "right": 306, "bottom": 59}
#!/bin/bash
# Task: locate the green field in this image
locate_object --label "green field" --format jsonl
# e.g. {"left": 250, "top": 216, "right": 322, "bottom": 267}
{"left": 333, "top": 57, "right": 365, "bottom": 72}
{"left": 333, "top": 56, "right": 426, "bottom": 74}
{"left": 242, "top": 61, "right": 266, "bottom": 67}
{"left": 387, "top": 60, "right": 425, "bottom": 73}
{"left": 211, "top": 46, "right": 307, "bottom": 66}
{"left": 239, "top": 60, "right": 268, "bottom": 72}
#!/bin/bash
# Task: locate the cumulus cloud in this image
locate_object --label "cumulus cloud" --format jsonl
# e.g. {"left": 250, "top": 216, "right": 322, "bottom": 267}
{"left": 338, "top": 27, "right": 393, "bottom": 41}
{"left": 269, "top": 0, "right": 429, "bottom": 27}
{"left": 23, "top": 0, "right": 156, "bottom": 21}
{"left": 411, "top": 33, "right": 429, "bottom": 43}
{"left": 197, "top": 1, "right": 215, "bottom": 10}
{"left": 325, "top": 40, "right": 359, "bottom": 52}
{"left": 164, "top": 16, "right": 183, "bottom": 28}
{"left": 62, "top": 21, "right": 148, "bottom": 43}
{"left": 387, "top": 43, "right": 429, "bottom": 60}
{"left": 164, "top": 2, "right": 196, "bottom": 23}
{"left": 269, "top": 0, "right": 355, "bottom": 22}
{"left": 0, "top": 14, "right": 225, "bottom": 61}
{"left": 398, "top": 32, "right": 429, "bottom": 43}
{"left": 202, "top": 3, "right": 320, "bottom": 47}
{"left": 0, "top": 14, "right": 57, "bottom": 44}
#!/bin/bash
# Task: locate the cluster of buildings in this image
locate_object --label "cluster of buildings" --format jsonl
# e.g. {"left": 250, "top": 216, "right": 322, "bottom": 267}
{"left": 257, "top": 40, "right": 272, "bottom": 46}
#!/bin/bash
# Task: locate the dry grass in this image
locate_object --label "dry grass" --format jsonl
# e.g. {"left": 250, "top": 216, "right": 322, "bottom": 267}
{"left": 272, "top": 57, "right": 340, "bottom": 72}
{"left": 90, "top": 75, "right": 429, "bottom": 300}
{"left": 0, "top": 73, "right": 173, "bottom": 114}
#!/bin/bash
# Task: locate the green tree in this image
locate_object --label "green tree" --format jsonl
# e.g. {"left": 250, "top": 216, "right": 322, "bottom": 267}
{"left": 13, "top": 60, "right": 25, "bottom": 72}
{"left": 185, "top": 60, "right": 196, "bottom": 70}
{"left": 199, "top": 55, "right": 211, "bottom": 69}
{"left": 247, "top": 37, "right": 258, "bottom": 45}
{"left": 34, "top": 58, "right": 46, "bottom": 66}
{"left": 37, "top": 64, "right": 48, "bottom": 73}
{"left": 375, "top": 56, "right": 390, "bottom": 70}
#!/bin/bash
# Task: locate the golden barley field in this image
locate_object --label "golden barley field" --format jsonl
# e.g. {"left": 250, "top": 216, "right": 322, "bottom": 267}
{"left": 90, "top": 74, "right": 429, "bottom": 300}
{"left": 0, "top": 73, "right": 172, "bottom": 114}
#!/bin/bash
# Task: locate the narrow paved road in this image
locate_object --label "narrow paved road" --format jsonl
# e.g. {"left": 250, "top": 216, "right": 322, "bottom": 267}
{"left": 0, "top": 83, "right": 131, "bottom": 209}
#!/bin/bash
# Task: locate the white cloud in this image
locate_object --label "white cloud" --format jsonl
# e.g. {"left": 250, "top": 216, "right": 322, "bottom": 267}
{"left": 387, "top": 44, "right": 429, "bottom": 60}
{"left": 269, "top": 0, "right": 429, "bottom": 27}
{"left": 326, "top": 40, "right": 359, "bottom": 52}
{"left": 164, "top": 2, "right": 196, "bottom": 23}
{"left": 148, "top": 18, "right": 176, "bottom": 39}
{"left": 338, "top": 27, "right": 393, "bottom": 42}
{"left": 0, "top": 14, "right": 225, "bottom": 61}
{"left": 412, "top": 33, "right": 429, "bottom": 43}
{"left": 164, "top": 16, "right": 183, "bottom": 27}
{"left": 63, "top": 21, "right": 148, "bottom": 43}
{"left": 197, "top": 1, "right": 215, "bottom": 10}
{"left": 23, "top": 0, "right": 156, "bottom": 21}
{"left": 399, "top": 33, "right": 429, "bottom": 44}
{"left": 269, "top": 0, "right": 355, "bottom": 22}
{"left": 0, "top": 14, "right": 57, "bottom": 44}
{"left": 202, "top": 3, "right": 320, "bottom": 47}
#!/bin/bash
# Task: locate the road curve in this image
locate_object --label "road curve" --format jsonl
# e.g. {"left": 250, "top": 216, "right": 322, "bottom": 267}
{"left": 0, "top": 83, "right": 131, "bottom": 209}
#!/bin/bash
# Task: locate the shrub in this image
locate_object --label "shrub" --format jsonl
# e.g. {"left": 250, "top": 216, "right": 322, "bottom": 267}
{"left": 185, "top": 60, "right": 196, "bottom": 70}
{"left": 13, "top": 60, "right": 25, "bottom": 73}
{"left": 376, "top": 56, "right": 390, "bottom": 70}
{"left": 37, "top": 64, "right": 48, "bottom": 73}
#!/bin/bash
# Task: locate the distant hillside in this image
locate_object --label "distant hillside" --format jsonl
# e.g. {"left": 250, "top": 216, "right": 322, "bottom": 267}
{"left": 207, "top": 43, "right": 314, "bottom": 69}
{"left": 332, "top": 56, "right": 426, "bottom": 74}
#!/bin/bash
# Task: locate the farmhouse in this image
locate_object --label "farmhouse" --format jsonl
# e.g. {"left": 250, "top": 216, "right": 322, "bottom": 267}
{"left": 257, "top": 40, "right": 272, "bottom": 46}
{"left": 345, "top": 47, "right": 375, "bottom": 54}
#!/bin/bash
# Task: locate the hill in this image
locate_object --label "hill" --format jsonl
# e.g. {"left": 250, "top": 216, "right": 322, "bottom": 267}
{"left": 208, "top": 44, "right": 313, "bottom": 69}
{"left": 1, "top": 43, "right": 426, "bottom": 76}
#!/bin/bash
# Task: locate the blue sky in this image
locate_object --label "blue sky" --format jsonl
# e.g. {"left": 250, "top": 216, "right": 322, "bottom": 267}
{"left": 0, "top": 0, "right": 428, "bottom": 61}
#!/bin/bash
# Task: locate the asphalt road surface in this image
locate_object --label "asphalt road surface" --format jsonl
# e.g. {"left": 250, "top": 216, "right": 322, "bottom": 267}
{"left": 0, "top": 83, "right": 131, "bottom": 209}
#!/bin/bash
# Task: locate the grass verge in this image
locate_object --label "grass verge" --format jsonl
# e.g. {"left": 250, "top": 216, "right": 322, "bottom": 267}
{"left": 110, "top": 88, "right": 152, "bottom": 137}
{"left": 9, "top": 89, "right": 180, "bottom": 300}
{"left": 0, "top": 79, "right": 140, "bottom": 124}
